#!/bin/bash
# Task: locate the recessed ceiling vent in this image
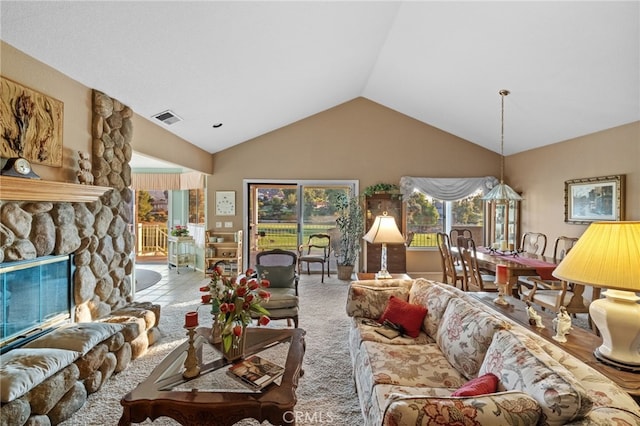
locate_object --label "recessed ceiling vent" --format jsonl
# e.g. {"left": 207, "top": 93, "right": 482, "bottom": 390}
{"left": 152, "top": 110, "right": 182, "bottom": 125}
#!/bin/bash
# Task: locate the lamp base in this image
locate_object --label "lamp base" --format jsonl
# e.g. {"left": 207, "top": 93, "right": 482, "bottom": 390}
{"left": 589, "top": 290, "right": 640, "bottom": 371}
{"left": 594, "top": 348, "right": 640, "bottom": 373}
{"left": 375, "top": 270, "right": 393, "bottom": 280}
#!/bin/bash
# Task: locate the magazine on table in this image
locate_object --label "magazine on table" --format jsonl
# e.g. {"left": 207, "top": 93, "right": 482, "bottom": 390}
{"left": 228, "top": 355, "right": 285, "bottom": 390}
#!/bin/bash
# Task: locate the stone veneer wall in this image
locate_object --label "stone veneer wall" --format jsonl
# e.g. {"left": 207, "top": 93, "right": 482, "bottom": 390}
{"left": 0, "top": 90, "right": 135, "bottom": 323}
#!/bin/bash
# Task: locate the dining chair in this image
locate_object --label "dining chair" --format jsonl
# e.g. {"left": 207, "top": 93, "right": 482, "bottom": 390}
{"left": 451, "top": 229, "right": 472, "bottom": 264}
{"left": 459, "top": 239, "right": 498, "bottom": 292}
{"left": 519, "top": 232, "right": 547, "bottom": 255}
{"left": 255, "top": 249, "right": 299, "bottom": 327}
{"left": 297, "top": 233, "right": 331, "bottom": 283}
{"left": 449, "top": 228, "right": 473, "bottom": 247}
{"left": 519, "top": 236, "right": 578, "bottom": 294}
{"left": 436, "top": 232, "right": 465, "bottom": 290}
{"left": 519, "top": 236, "right": 600, "bottom": 331}
{"left": 522, "top": 280, "right": 600, "bottom": 333}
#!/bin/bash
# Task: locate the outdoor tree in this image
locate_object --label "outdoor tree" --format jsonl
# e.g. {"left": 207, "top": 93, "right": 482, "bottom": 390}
{"left": 137, "top": 190, "right": 154, "bottom": 222}
{"left": 406, "top": 192, "right": 439, "bottom": 229}
{"left": 452, "top": 193, "right": 483, "bottom": 225}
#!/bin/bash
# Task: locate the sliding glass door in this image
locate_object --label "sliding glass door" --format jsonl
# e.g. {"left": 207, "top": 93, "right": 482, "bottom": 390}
{"left": 244, "top": 180, "right": 358, "bottom": 271}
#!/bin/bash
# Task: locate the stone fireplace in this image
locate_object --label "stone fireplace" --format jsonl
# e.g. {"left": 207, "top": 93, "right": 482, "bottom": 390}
{"left": 0, "top": 91, "right": 164, "bottom": 424}
{"left": 0, "top": 90, "right": 137, "bottom": 325}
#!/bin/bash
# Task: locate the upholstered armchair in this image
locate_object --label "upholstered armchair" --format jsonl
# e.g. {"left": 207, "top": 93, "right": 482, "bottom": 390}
{"left": 254, "top": 249, "right": 299, "bottom": 327}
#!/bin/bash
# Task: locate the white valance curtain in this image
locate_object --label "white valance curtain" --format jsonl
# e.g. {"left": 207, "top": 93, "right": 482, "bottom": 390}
{"left": 130, "top": 172, "right": 204, "bottom": 190}
{"left": 179, "top": 172, "right": 205, "bottom": 190}
{"left": 399, "top": 176, "right": 499, "bottom": 201}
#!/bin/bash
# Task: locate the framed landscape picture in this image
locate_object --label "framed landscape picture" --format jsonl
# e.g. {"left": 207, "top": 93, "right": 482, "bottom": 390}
{"left": 564, "top": 175, "right": 625, "bottom": 224}
{"left": 0, "top": 77, "right": 64, "bottom": 167}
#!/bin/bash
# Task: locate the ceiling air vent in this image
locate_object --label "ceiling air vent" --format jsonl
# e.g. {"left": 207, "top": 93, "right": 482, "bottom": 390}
{"left": 152, "top": 110, "right": 182, "bottom": 125}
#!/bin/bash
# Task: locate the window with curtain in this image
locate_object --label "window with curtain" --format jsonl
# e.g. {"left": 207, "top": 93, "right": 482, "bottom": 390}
{"left": 400, "top": 176, "right": 498, "bottom": 249}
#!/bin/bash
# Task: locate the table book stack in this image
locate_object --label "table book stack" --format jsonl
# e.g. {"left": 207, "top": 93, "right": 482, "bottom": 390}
{"left": 228, "top": 355, "right": 285, "bottom": 390}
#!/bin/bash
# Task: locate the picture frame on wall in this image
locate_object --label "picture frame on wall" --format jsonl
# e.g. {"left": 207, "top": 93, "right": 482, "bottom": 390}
{"left": 0, "top": 77, "right": 64, "bottom": 167}
{"left": 564, "top": 175, "right": 625, "bottom": 224}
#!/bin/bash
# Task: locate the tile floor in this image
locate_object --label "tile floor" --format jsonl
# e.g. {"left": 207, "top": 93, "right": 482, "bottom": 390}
{"left": 134, "top": 262, "right": 207, "bottom": 306}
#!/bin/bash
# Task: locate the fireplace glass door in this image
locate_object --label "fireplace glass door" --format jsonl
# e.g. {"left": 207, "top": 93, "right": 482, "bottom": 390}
{"left": 1, "top": 254, "right": 73, "bottom": 351}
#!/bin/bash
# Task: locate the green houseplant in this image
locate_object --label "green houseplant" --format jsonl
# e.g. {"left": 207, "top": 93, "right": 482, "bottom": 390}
{"left": 363, "top": 183, "right": 400, "bottom": 198}
{"left": 334, "top": 193, "right": 364, "bottom": 280}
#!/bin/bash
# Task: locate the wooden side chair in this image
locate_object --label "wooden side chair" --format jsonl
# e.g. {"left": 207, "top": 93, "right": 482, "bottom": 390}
{"left": 522, "top": 280, "right": 600, "bottom": 333}
{"left": 436, "top": 232, "right": 465, "bottom": 290}
{"left": 520, "top": 236, "right": 599, "bottom": 331}
{"left": 449, "top": 228, "right": 472, "bottom": 246}
{"left": 451, "top": 229, "right": 472, "bottom": 266}
{"left": 297, "top": 233, "right": 331, "bottom": 283}
{"left": 519, "top": 232, "right": 547, "bottom": 255}
{"left": 519, "top": 236, "right": 578, "bottom": 295}
{"left": 459, "top": 239, "right": 498, "bottom": 292}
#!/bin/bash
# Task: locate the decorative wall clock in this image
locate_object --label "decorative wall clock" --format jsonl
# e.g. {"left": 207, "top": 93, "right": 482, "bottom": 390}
{"left": 215, "top": 191, "right": 236, "bottom": 216}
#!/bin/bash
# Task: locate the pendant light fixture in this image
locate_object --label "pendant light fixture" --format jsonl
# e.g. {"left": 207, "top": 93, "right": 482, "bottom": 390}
{"left": 483, "top": 89, "right": 523, "bottom": 201}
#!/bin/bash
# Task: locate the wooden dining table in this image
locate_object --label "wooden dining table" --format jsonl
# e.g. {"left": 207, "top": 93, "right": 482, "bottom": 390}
{"left": 450, "top": 246, "right": 558, "bottom": 298}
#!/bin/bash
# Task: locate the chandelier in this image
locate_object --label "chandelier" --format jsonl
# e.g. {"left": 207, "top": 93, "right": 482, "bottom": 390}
{"left": 483, "top": 89, "right": 523, "bottom": 201}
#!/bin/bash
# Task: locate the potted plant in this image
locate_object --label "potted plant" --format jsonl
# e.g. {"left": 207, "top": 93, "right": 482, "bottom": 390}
{"left": 363, "top": 183, "right": 401, "bottom": 198}
{"left": 333, "top": 193, "right": 364, "bottom": 280}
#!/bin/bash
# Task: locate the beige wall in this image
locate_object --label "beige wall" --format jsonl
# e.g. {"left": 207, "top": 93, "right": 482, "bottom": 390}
{"left": 507, "top": 121, "right": 639, "bottom": 256}
{"left": 210, "top": 102, "right": 639, "bottom": 269}
{"left": 1, "top": 42, "right": 92, "bottom": 182}
{"left": 210, "top": 98, "right": 502, "bottom": 272}
{"left": 0, "top": 41, "right": 213, "bottom": 176}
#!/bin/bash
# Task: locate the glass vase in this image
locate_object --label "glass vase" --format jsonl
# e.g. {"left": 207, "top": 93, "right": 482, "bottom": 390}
{"left": 222, "top": 330, "right": 246, "bottom": 362}
{"left": 211, "top": 315, "right": 222, "bottom": 344}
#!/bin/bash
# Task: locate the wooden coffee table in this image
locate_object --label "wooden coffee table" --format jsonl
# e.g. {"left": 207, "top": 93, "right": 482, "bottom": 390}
{"left": 119, "top": 327, "right": 306, "bottom": 425}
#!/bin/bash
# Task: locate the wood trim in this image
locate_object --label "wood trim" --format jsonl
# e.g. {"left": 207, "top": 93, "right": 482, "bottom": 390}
{"left": 0, "top": 176, "right": 111, "bottom": 203}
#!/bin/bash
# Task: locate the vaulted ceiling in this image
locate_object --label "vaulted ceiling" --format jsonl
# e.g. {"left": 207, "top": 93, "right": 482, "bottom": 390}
{"left": 1, "top": 1, "right": 638, "bottom": 168}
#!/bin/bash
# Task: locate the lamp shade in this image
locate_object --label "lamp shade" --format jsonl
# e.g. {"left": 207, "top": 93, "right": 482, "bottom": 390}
{"left": 552, "top": 221, "right": 640, "bottom": 292}
{"left": 482, "top": 182, "right": 523, "bottom": 201}
{"left": 363, "top": 214, "right": 405, "bottom": 244}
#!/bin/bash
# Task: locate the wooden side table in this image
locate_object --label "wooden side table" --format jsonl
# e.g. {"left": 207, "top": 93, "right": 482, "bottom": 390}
{"left": 355, "top": 273, "right": 412, "bottom": 281}
{"left": 469, "top": 292, "right": 640, "bottom": 399}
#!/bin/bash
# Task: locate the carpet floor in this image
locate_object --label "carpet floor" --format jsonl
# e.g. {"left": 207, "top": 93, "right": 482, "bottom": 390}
{"left": 60, "top": 274, "right": 362, "bottom": 425}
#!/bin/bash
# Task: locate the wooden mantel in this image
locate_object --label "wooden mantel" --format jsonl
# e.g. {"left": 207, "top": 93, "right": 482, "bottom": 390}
{"left": 0, "top": 176, "right": 111, "bottom": 203}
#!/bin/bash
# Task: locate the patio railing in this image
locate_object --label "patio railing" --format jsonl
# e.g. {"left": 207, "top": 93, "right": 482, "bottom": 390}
{"left": 137, "top": 224, "right": 168, "bottom": 256}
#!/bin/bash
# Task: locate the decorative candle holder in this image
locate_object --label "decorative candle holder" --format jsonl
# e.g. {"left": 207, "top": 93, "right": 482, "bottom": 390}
{"left": 183, "top": 326, "right": 200, "bottom": 379}
{"left": 493, "top": 264, "right": 510, "bottom": 306}
{"left": 211, "top": 315, "right": 222, "bottom": 344}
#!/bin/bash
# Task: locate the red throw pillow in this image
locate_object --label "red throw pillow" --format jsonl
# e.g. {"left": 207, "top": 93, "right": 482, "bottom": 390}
{"left": 378, "top": 296, "right": 427, "bottom": 338}
{"left": 451, "top": 373, "right": 499, "bottom": 397}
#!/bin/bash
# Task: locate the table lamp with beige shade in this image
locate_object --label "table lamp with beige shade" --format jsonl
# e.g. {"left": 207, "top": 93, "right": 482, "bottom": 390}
{"left": 552, "top": 221, "right": 640, "bottom": 372}
{"left": 363, "top": 212, "right": 405, "bottom": 279}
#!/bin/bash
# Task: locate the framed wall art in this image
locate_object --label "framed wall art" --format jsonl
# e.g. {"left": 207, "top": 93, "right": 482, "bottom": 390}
{"left": 0, "top": 76, "right": 64, "bottom": 167}
{"left": 215, "top": 191, "right": 236, "bottom": 216}
{"left": 564, "top": 175, "right": 625, "bottom": 224}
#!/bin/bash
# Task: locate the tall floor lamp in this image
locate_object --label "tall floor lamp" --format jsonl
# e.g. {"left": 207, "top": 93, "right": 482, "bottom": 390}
{"left": 363, "top": 212, "right": 405, "bottom": 279}
{"left": 553, "top": 221, "right": 640, "bottom": 372}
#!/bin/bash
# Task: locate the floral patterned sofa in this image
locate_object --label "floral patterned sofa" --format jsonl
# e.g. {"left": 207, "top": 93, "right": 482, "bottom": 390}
{"left": 346, "top": 278, "right": 640, "bottom": 426}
